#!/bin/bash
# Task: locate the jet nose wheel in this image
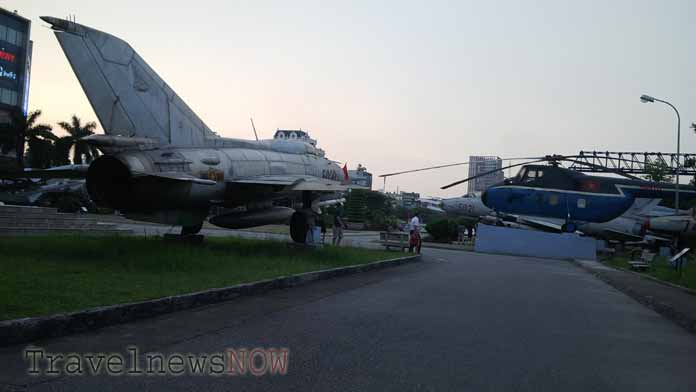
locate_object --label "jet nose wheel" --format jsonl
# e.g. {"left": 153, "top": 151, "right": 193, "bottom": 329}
{"left": 290, "top": 211, "right": 309, "bottom": 244}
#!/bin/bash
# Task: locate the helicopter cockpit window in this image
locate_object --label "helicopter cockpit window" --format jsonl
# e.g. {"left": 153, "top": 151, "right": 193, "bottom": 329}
{"left": 522, "top": 170, "right": 538, "bottom": 183}
{"left": 515, "top": 168, "right": 527, "bottom": 181}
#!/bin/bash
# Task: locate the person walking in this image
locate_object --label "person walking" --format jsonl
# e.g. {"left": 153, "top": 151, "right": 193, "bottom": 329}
{"left": 333, "top": 209, "right": 346, "bottom": 246}
{"left": 320, "top": 216, "right": 327, "bottom": 244}
{"left": 305, "top": 212, "right": 317, "bottom": 245}
{"left": 408, "top": 212, "right": 422, "bottom": 254}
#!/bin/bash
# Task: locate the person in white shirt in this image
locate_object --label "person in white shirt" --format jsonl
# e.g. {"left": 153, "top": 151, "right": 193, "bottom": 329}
{"left": 410, "top": 215, "right": 420, "bottom": 232}
{"left": 408, "top": 212, "right": 422, "bottom": 254}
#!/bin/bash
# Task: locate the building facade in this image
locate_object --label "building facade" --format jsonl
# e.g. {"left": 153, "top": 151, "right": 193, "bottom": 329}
{"left": 400, "top": 191, "right": 421, "bottom": 209}
{"left": 384, "top": 191, "right": 422, "bottom": 209}
{"left": 0, "top": 8, "right": 32, "bottom": 169}
{"left": 348, "top": 164, "right": 372, "bottom": 189}
{"left": 467, "top": 156, "right": 503, "bottom": 193}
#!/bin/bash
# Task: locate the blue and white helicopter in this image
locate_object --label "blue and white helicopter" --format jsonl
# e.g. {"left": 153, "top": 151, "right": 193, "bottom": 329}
{"left": 441, "top": 155, "right": 696, "bottom": 233}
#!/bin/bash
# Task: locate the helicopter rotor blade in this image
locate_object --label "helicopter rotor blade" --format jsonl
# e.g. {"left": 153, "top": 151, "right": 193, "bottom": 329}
{"left": 439, "top": 153, "right": 658, "bottom": 191}
{"left": 379, "top": 162, "right": 470, "bottom": 178}
{"left": 440, "top": 158, "right": 550, "bottom": 190}
{"left": 379, "top": 157, "right": 542, "bottom": 178}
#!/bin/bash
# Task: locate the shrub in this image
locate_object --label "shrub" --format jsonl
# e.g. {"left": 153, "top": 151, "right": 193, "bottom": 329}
{"left": 425, "top": 219, "right": 459, "bottom": 242}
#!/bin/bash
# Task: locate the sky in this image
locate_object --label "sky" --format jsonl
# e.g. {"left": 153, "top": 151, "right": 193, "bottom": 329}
{"left": 5, "top": 0, "right": 696, "bottom": 197}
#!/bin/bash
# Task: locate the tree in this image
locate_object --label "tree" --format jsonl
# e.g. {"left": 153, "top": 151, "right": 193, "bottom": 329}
{"left": 57, "top": 115, "right": 100, "bottom": 164}
{"left": 344, "top": 189, "right": 368, "bottom": 223}
{"left": 51, "top": 137, "right": 73, "bottom": 166}
{"left": 643, "top": 160, "right": 673, "bottom": 183}
{"left": 0, "top": 110, "right": 56, "bottom": 169}
{"left": 26, "top": 138, "right": 55, "bottom": 168}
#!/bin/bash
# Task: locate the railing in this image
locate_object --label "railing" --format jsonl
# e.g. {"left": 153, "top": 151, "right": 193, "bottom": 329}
{"left": 568, "top": 151, "right": 696, "bottom": 175}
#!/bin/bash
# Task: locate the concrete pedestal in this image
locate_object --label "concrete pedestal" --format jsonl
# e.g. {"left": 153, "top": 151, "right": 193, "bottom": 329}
{"left": 474, "top": 224, "right": 597, "bottom": 260}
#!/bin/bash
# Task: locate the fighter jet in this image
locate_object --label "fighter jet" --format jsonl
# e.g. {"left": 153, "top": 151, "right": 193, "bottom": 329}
{"left": 23, "top": 16, "right": 364, "bottom": 241}
{"left": 441, "top": 193, "right": 491, "bottom": 218}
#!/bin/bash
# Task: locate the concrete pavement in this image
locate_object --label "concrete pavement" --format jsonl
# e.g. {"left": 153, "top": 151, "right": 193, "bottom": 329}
{"left": 110, "top": 221, "right": 385, "bottom": 250}
{"left": 1, "top": 248, "right": 695, "bottom": 391}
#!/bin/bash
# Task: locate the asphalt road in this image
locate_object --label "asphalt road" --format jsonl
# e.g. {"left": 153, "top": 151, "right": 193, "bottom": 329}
{"left": 2, "top": 249, "right": 696, "bottom": 391}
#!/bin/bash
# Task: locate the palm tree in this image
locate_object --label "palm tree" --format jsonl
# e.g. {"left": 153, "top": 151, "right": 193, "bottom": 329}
{"left": 50, "top": 137, "right": 73, "bottom": 167}
{"left": 3, "top": 110, "right": 56, "bottom": 169}
{"left": 57, "top": 115, "right": 100, "bottom": 164}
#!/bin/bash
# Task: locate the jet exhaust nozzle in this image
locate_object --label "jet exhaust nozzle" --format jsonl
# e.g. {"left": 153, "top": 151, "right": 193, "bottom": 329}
{"left": 86, "top": 155, "right": 132, "bottom": 209}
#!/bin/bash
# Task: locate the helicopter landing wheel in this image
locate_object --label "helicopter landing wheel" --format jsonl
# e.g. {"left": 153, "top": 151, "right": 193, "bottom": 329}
{"left": 561, "top": 222, "right": 577, "bottom": 233}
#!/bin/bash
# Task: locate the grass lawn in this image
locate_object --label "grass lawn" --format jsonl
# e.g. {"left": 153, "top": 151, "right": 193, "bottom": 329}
{"left": 0, "top": 236, "right": 396, "bottom": 321}
{"left": 603, "top": 254, "right": 696, "bottom": 291}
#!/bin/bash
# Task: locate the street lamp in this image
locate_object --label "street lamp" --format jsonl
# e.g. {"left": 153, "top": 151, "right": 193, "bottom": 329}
{"left": 640, "top": 94, "right": 681, "bottom": 212}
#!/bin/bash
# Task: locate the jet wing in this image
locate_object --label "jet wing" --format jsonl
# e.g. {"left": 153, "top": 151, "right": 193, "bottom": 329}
{"left": 0, "top": 165, "right": 89, "bottom": 180}
{"left": 130, "top": 171, "right": 218, "bottom": 185}
{"left": 596, "top": 229, "right": 643, "bottom": 242}
{"left": 516, "top": 216, "right": 564, "bottom": 233}
{"left": 642, "top": 233, "right": 672, "bottom": 243}
{"left": 426, "top": 205, "right": 446, "bottom": 214}
{"left": 230, "top": 175, "right": 368, "bottom": 192}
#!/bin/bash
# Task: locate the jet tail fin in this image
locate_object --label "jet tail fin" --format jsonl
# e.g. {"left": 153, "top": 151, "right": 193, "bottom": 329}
{"left": 626, "top": 198, "right": 662, "bottom": 217}
{"left": 41, "top": 16, "right": 217, "bottom": 146}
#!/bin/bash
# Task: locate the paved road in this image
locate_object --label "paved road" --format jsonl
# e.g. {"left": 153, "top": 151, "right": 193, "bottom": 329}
{"left": 2, "top": 249, "right": 695, "bottom": 391}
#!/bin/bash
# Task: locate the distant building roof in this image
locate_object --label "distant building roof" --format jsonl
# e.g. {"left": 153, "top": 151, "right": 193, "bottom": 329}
{"left": 0, "top": 7, "right": 30, "bottom": 23}
{"left": 273, "top": 129, "right": 317, "bottom": 146}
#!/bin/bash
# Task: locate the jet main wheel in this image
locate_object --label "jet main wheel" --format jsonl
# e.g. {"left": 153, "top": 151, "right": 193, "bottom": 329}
{"left": 290, "top": 211, "right": 308, "bottom": 244}
{"left": 181, "top": 221, "right": 203, "bottom": 235}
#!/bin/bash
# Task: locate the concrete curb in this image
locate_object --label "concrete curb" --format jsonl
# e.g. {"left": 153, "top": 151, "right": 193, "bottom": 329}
{"left": 0, "top": 255, "right": 421, "bottom": 347}
{"left": 419, "top": 242, "right": 473, "bottom": 252}
{"left": 609, "top": 263, "right": 696, "bottom": 297}
{"left": 572, "top": 259, "right": 696, "bottom": 335}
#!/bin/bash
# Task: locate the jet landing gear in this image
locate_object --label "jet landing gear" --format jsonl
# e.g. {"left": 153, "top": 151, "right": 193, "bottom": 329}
{"left": 181, "top": 221, "right": 203, "bottom": 236}
{"left": 290, "top": 211, "right": 309, "bottom": 244}
{"left": 164, "top": 221, "right": 204, "bottom": 244}
{"left": 290, "top": 191, "right": 319, "bottom": 244}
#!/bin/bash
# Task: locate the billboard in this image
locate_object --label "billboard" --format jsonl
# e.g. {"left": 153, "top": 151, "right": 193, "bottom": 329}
{"left": 0, "top": 8, "right": 30, "bottom": 116}
{"left": 0, "top": 9, "right": 31, "bottom": 169}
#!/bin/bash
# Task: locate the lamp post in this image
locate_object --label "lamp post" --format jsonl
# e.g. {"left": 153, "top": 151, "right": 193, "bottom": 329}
{"left": 640, "top": 94, "right": 681, "bottom": 212}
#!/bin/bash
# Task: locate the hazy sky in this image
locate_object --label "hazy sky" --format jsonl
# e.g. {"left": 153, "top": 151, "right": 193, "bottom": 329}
{"left": 6, "top": 0, "right": 696, "bottom": 197}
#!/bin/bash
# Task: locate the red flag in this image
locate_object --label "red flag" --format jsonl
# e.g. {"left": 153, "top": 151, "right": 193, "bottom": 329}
{"left": 343, "top": 163, "right": 349, "bottom": 182}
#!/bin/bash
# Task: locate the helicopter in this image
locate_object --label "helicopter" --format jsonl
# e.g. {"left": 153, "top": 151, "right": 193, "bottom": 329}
{"left": 440, "top": 155, "right": 696, "bottom": 232}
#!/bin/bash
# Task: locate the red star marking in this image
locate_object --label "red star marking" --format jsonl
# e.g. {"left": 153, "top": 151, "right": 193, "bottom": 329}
{"left": 581, "top": 181, "right": 600, "bottom": 192}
